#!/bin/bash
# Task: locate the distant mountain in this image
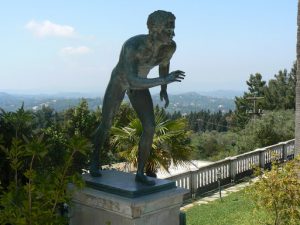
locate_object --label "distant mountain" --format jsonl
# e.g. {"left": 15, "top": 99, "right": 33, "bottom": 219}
{"left": 151, "top": 92, "right": 235, "bottom": 113}
{"left": 0, "top": 92, "right": 102, "bottom": 112}
{"left": 0, "top": 92, "right": 29, "bottom": 111}
{"left": 197, "top": 90, "right": 243, "bottom": 99}
{"left": 0, "top": 92, "right": 235, "bottom": 113}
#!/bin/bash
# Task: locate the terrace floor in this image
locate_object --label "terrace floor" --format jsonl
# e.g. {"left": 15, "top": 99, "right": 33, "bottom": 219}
{"left": 156, "top": 160, "right": 213, "bottom": 179}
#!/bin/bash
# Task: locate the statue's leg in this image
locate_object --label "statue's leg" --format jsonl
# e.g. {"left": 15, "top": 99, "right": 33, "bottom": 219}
{"left": 90, "top": 84, "right": 125, "bottom": 177}
{"left": 128, "top": 89, "right": 155, "bottom": 185}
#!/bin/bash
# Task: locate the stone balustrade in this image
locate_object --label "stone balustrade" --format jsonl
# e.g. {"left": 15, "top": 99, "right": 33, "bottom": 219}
{"left": 167, "top": 139, "right": 295, "bottom": 199}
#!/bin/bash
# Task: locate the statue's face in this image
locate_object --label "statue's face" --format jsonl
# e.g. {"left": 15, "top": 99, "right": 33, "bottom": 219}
{"left": 152, "top": 21, "right": 175, "bottom": 44}
{"left": 159, "top": 27, "right": 175, "bottom": 44}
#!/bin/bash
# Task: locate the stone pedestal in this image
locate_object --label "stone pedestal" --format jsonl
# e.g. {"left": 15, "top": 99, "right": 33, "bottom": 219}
{"left": 70, "top": 170, "right": 187, "bottom": 225}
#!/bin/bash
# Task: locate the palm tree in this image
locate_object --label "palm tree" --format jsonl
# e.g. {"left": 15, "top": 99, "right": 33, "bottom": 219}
{"left": 111, "top": 111, "right": 193, "bottom": 176}
{"left": 296, "top": 0, "right": 300, "bottom": 155}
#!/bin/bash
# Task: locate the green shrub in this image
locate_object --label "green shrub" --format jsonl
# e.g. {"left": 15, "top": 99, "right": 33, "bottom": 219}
{"left": 0, "top": 135, "right": 91, "bottom": 225}
{"left": 247, "top": 157, "right": 300, "bottom": 225}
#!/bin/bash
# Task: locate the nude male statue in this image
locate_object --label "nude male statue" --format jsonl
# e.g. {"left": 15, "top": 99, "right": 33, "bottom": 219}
{"left": 90, "top": 10, "right": 185, "bottom": 185}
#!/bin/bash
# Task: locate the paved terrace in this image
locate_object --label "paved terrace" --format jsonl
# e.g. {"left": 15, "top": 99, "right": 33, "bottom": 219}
{"left": 102, "top": 160, "right": 213, "bottom": 178}
{"left": 156, "top": 160, "right": 213, "bottom": 179}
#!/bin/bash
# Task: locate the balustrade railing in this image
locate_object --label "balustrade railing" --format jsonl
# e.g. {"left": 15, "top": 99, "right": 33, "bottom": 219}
{"left": 167, "top": 139, "right": 295, "bottom": 199}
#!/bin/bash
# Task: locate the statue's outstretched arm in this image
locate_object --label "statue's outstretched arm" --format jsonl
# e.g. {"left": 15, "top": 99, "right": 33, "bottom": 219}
{"left": 126, "top": 69, "right": 185, "bottom": 90}
{"left": 159, "top": 63, "right": 170, "bottom": 107}
{"left": 127, "top": 75, "right": 168, "bottom": 90}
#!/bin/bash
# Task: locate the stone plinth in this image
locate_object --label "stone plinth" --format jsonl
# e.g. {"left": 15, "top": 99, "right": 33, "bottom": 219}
{"left": 70, "top": 171, "right": 188, "bottom": 225}
{"left": 82, "top": 170, "right": 176, "bottom": 198}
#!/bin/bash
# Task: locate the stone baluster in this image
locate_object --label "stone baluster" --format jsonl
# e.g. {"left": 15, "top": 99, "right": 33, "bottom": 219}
{"left": 282, "top": 142, "right": 288, "bottom": 162}
{"left": 191, "top": 171, "right": 197, "bottom": 199}
{"left": 229, "top": 157, "right": 237, "bottom": 182}
{"left": 259, "top": 149, "right": 266, "bottom": 169}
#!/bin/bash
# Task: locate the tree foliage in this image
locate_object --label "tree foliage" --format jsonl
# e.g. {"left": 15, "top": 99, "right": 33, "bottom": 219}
{"left": 186, "top": 110, "right": 230, "bottom": 133}
{"left": 234, "top": 73, "right": 266, "bottom": 128}
{"left": 0, "top": 100, "right": 94, "bottom": 224}
{"left": 191, "top": 131, "right": 238, "bottom": 160}
{"left": 192, "top": 110, "right": 294, "bottom": 160}
{"left": 0, "top": 134, "right": 91, "bottom": 225}
{"left": 234, "top": 63, "right": 296, "bottom": 129}
{"left": 248, "top": 157, "right": 300, "bottom": 225}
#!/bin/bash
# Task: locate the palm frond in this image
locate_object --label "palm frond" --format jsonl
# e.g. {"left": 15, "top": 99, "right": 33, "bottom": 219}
{"left": 111, "top": 109, "right": 194, "bottom": 174}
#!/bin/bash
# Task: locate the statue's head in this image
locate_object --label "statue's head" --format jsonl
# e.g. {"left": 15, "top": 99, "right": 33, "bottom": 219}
{"left": 147, "top": 10, "right": 176, "bottom": 44}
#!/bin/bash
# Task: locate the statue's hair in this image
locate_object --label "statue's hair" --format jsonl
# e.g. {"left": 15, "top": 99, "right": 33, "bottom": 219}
{"left": 147, "top": 10, "right": 175, "bottom": 30}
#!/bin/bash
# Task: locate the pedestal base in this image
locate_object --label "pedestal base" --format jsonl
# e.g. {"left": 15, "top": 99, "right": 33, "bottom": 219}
{"left": 70, "top": 171, "right": 188, "bottom": 225}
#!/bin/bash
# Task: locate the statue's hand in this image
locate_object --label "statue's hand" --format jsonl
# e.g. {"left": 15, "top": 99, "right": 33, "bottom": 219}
{"left": 160, "top": 90, "right": 169, "bottom": 108}
{"left": 165, "top": 70, "right": 185, "bottom": 84}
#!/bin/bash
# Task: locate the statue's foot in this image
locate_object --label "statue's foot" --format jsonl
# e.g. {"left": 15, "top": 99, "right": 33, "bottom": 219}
{"left": 90, "top": 169, "right": 102, "bottom": 177}
{"left": 135, "top": 173, "right": 155, "bottom": 186}
{"left": 90, "top": 164, "right": 102, "bottom": 177}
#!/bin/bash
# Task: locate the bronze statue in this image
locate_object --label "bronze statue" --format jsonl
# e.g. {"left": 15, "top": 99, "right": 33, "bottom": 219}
{"left": 90, "top": 10, "right": 185, "bottom": 185}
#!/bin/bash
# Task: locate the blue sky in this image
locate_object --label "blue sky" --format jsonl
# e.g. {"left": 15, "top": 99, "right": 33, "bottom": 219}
{"left": 0, "top": 0, "right": 297, "bottom": 95}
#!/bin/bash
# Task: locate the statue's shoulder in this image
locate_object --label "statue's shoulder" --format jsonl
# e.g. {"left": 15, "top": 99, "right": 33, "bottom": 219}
{"left": 123, "top": 34, "right": 147, "bottom": 50}
{"left": 119, "top": 35, "right": 149, "bottom": 62}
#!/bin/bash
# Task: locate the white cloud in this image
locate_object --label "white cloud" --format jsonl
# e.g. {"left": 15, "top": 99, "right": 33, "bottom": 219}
{"left": 25, "top": 20, "right": 75, "bottom": 38}
{"left": 60, "top": 46, "right": 92, "bottom": 55}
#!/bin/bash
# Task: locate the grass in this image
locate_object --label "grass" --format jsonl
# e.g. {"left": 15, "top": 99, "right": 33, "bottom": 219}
{"left": 185, "top": 189, "right": 272, "bottom": 225}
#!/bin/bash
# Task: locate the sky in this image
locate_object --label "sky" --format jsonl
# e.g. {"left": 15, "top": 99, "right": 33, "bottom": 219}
{"left": 0, "top": 0, "right": 297, "bottom": 96}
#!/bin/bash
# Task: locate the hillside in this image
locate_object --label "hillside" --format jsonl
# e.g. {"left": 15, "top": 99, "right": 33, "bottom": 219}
{"left": 152, "top": 92, "right": 235, "bottom": 113}
{"left": 0, "top": 92, "right": 235, "bottom": 113}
